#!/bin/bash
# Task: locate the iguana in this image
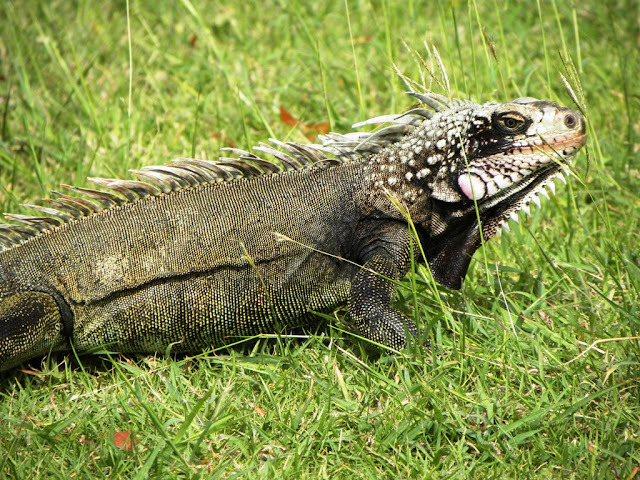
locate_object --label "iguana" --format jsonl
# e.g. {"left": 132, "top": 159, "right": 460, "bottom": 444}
{"left": 0, "top": 91, "right": 586, "bottom": 371}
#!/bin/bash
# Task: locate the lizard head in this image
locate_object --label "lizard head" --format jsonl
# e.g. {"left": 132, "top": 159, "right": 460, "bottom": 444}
{"left": 343, "top": 94, "right": 587, "bottom": 289}
{"left": 416, "top": 97, "right": 586, "bottom": 288}
{"left": 427, "top": 98, "right": 586, "bottom": 233}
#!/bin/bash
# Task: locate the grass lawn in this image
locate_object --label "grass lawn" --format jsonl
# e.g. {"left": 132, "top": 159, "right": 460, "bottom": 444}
{"left": 1, "top": 0, "right": 638, "bottom": 478}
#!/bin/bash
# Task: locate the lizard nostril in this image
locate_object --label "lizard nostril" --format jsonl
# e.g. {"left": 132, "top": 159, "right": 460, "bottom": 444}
{"left": 564, "top": 113, "right": 579, "bottom": 129}
{"left": 564, "top": 114, "right": 577, "bottom": 129}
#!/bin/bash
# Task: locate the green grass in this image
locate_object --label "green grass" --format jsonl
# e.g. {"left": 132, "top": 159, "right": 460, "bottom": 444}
{"left": 1, "top": 0, "right": 639, "bottom": 478}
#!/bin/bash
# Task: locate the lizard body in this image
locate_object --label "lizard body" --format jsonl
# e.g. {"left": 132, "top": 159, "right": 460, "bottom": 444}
{"left": 0, "top": 92, "right": 586, "bottom": 370}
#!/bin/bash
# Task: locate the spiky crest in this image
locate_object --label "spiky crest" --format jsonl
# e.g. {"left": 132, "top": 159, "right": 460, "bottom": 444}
{"left": 0, "top": 92, "right": 447, "bottom": 251}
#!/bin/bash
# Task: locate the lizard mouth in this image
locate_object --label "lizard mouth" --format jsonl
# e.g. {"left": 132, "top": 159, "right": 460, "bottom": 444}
{"left": 475, "top": 133, "right": 587, "bottom": 239}
{"left": 506, "top": 133, "right": 587, "bottom": 157}
{"left": 458, "top": 133, "right": 587, "bottom": 204}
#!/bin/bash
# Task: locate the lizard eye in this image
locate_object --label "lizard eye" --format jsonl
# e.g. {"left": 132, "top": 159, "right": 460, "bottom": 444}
{"left": 503, "top": 117, "right": 519, "bottom": 129}
{"left": 494, "top": 112, "right": 527, "bottom": 134}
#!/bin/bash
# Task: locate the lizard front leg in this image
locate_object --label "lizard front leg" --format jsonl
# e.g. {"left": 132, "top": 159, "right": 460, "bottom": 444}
{"left": 349, "top": 253, "right": 419, "bottom": 351}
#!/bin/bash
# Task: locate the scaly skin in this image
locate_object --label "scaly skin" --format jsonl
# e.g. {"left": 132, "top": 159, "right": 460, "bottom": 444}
{"left": 0, "top": 93, "right": 586, "bottom": 371}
